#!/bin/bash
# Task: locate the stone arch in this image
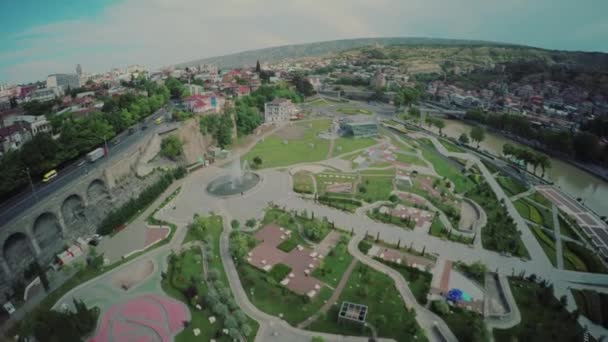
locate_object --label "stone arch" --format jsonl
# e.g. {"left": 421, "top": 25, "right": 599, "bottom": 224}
{"left": 87, "top": 179, "right": 110, "bottom": 202}
{"left": 61, "top": 194, "right": 86, "bottom": 226}
{"left": 32, "top": 212, "right": 64, "bottom": 263}
{"left": 3, "top": 232, "right": 35, "bottom": 274}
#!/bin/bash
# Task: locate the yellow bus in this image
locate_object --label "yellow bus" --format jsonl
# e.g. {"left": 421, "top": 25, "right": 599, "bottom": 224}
{"left": 42, "top": 169, "right": 58, "bottom": 183}
{"left": 155, "top": 117, "right": 164, "bottom": 125}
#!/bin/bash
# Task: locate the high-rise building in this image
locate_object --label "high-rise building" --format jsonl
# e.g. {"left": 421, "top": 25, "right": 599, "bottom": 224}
{"left": 47, "top": 74, "right": 80, "bottom": 91}
{"left": 76, "top": 64, "right": 83, "bottom": 76}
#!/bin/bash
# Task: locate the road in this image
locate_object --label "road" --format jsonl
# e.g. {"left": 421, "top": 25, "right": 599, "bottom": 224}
{"left": 0, "top": 106, "right": 172, "bottom": 226}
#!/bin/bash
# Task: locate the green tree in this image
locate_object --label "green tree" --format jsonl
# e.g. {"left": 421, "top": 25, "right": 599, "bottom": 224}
{"left": 458, "top": 133, "right": 469, "bottom": 145}
{"left": 470, "top": 126, "right": 485, "bottom": 148}
{"left": 231, "top": 219, "right": 240, "bottom": 229}
{"left": 160, "top": 135, "right": 183, "bottom": 160}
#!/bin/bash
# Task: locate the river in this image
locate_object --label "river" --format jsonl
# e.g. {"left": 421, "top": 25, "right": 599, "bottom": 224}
{"left": 436, "top": 119, "right": 608, "bottom": 216}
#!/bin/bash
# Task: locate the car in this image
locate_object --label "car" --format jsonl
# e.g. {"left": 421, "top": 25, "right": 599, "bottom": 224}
{"left": 88, "top": 239, "right": 99, "bottom": 246}
{"left": 141, "top": 125, "right": 148, "bottom": 130}
{"left": 77, "top": 160, "right": 86, "bottom": 167}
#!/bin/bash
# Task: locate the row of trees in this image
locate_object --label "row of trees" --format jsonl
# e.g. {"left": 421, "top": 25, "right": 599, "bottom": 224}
{"left": 25, "top": 299, "right": 99, "bottom": 342}
{"left": 0, "top": 82, "right": 171, "bottom": 200}
{"left": 98, "top": 168, "right": 185, "bottom": 235}
{"left": 200, "top": 109, "right": 234, "bottom": 148}
{"left": 503, "top": 143, "right": 551, "bottom": 177}
{"left": 465, "top": 108, "right": 608, "bottom": 165}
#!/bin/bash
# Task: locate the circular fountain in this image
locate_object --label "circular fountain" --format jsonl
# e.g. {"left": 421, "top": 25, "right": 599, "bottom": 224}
{"left": 206, "top": 156, "right": 260, "bottom": 197}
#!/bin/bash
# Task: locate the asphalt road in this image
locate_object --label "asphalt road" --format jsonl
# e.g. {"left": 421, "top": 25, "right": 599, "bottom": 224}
{"left": 0, "top": 107, "right": 171, "bottom": 227}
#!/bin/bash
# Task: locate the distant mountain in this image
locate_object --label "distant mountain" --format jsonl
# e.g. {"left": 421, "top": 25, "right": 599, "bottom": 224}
{"left": 175, "top": 37, "right": 520, "bottom": 69}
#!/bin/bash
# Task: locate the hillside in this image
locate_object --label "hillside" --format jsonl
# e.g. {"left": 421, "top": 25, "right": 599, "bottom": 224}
{"left": 175, "top": 37, "right": 517, "bottom": 69}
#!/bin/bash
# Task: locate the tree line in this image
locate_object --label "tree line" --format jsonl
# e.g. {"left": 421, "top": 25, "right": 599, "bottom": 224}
{"left": 503, "top": 143, "right": 551, "bottom": 177}
{"left": 0, "top": 83, "right": 171, "bottom": 201}
{"left": 465, "top": 108, "right": 608, "bottom": 165}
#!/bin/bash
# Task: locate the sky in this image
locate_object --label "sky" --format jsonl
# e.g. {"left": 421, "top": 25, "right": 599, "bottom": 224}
{"left": 1, "top": 0, "right": 608, "bottom": 84}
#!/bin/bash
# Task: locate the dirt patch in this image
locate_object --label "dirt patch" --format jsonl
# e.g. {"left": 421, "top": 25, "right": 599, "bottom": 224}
{"left": 275, "top": 125, "right": 306, "bottom": 140}
{"left": 111, "top": 259, "right": 154, "bottom": 290}
{"left": 175, "top": 119, "right": 209, "bottom": 165}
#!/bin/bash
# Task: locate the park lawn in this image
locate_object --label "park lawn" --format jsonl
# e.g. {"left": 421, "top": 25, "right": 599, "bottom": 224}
{"left": 356, "top": 175, "right": 394, "bottom": 202}
{"left": 558, "top": 216, "right": 581, "bottom": 242}
{"left": 388, "top": 135, "right": 417, "bottom": 153}
{"left": 315, "top": 172, "right": 357, "bottom": 194}
{"left": 514, "top": 198, "right": 553, "bottom": 229}
{"left": 170, "top": 247, "right": 204, "bottom": 290}
{"left": 262, "top": 208, "right": 312, "bottom": 248}
{"left": 242, "top": 119, "right": 331, "bottom": 168}
{"left": 434, "top": 305, "right": 488, "bottom": 342}
{"left": 530, "top": 191, "right": 552, "bottom": 207}
{"left": 237, "top": 263, "right": 332, "bottom": 325}
{"left": 429, "top": 216, "right": 473, "bottom": 245}
{"left": 467, "top": 182, "right": 529, "bottom": 259}
{"left": 376, "top": 258, "right": 432, "bottom": 304}
{"left": 307, "top": 262, "right": 427, "bottom": 342}
{"left": 421, "top": 147, "right": 475, "bottom": 193}
{"left": 169, "top": 214, "right": 259, "bottom": 341}
{"left": 439, "top": 139, "right": 465, "bottom": 153}
{"left": 394, "top": 152, "right": 426, "bottom": 166}
{"left": 336, "top": 107, "right": 372, "bottom": 115}
{"left": 311, "top": 237, "right": 353, "bottom": 287}
{"left": 331, "top": 137, "right": 377, "bottom": 157}
{"left": 496, "top": 174, "right": 527, "bottom": 196}
{"left": 562, "top": 241, "right": 608, "bottom": 274}
{"left": 277, "top": 236, "right": 298, "bottom": 252}
{"left": 293, "top": 171, "right": 315, "bottom": 194}
{"left": 493, "top": 278, "right": 586, "bottom": 342}
{"left": 269, "top": 263, "right": 292, "bottom": 282}
{"left": 529, "top": 226, "right": 557, "bottom": 267}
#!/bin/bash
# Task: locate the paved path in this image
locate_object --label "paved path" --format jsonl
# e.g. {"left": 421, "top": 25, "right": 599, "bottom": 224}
{"left": 347, "top": 234, "right": 458, "bottom": 342}
{"left": 509, "top": 187, "right": 535, "bottom": 202}
{"left": 552, "top": 204, "right": 564, "bottom": 269}
{"left": 296, "top": 258, "right": 358, "bottom": 329}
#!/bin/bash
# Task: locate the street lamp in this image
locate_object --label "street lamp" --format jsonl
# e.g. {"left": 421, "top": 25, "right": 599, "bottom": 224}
{"left": 24, "top": 167, "right": 38, "bottom": 202}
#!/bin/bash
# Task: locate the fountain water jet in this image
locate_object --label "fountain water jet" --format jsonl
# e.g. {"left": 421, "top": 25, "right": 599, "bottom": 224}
{"left": 206, "top": 155, "right": 260, "bottom": 196}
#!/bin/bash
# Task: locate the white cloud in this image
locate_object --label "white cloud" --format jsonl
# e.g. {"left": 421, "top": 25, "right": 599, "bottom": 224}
{"left": 1, "top": 0, "right": 607, "bottom": 83}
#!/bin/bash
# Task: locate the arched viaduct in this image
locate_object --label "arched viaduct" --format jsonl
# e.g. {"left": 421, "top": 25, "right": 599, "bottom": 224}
{"left": 0, "top": 170, "right": 114, "bottom": 289}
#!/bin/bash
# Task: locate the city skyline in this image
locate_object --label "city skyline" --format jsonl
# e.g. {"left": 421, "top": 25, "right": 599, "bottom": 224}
{"left": 1, "top": 0, "right": 608, "bottom": 84}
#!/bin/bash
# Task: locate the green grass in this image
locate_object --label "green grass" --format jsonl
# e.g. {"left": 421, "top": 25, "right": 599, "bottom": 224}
{"left": 237, "top": 263, "right": 332, "bottom": 325}
{"left": 529, "top": 226, "right": 557, "bottom": 267}
{"left": 466, "top": 182, "right": 529, "bottom": 258}
{"left": 269, "top": 263, "right": 292, "bottom": 282}
{"left": 376, "top": 258, "right": 432, "bottom": 304}
{"left": 439, "top": 139, "right": 465, "bottom": 153}
{"left": 433, "top": 305, "right": 489, "bottom": 342}
{"left": 293, "top": 171, "right": 314, "bottom": 194}
{"left": 530, "top": 191, "right": 552, "bottom": 207}
{"left": 170, "top": 247, "right": 204, "bottom": 290}
{"left": 330, "top": 137, "right": 377, "bottom": 157}
{"left": 421, "top": 146, "right": 475, "bottom": 193}
{"left": 514, "top": 199, "right": 552, "bottom": 229}
{"left": 558, "top": 216, "right": 581, "bottom": 242}
{"left": 307, "top": 262, "right": 427, "bottom": 342}
{"left": 429, "top": 216, "right": 473, "bottom": 244}
{"left": 311, "top": 237, "right": 353, "bottom": 288}
{"left": 562, "top": 241, "right": 608, "bottom": 274}
{"left": 493, "top": 278, "right": 586, "bottom": 342}
{"left": 496, "top": 174, "right": 527, "bottom": 196}
{"left": 277, "top": 237, "right": 298, "bottom": 252}
{"left": 315, "top": 172, "right": 357, "bottom": 194}
{"left": 394, "top": 152, "right": 425, "bottom": 166}
{"left": 356, "top": 175, "right": 394, "bottom": 202}
{"left": 167, "top": 214, "right": 259, "bottom": 342}
{"left": 242, "top": 119, "right": 331, "bottom": 168}
{"left": 387, "top": 135, "right": 417, "bottom": 153}
{"left": 336, "top": 107, "right": 372, "bottom": 115}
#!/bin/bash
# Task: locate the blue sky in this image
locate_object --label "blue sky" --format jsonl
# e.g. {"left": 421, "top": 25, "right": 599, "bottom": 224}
{"left": 1, "top": 0, "right": 608, "bottom": 84}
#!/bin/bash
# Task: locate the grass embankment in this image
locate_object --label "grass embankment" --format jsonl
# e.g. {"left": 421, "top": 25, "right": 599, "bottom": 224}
{"left": 493, "top": 277, "right": 586, "bottom": 342}
{"left": 293, "top": 171, "right": 315, "bottom": 194}
{"left": 376, "top": 258, "right": 431, "bottom": 304}
{"left": 496, "top": 174, "right": 527, "bottom": 196}
{"left": 466, "top": 181, "right": 529, "bottom": 258}
{"left": 420, "top": 146, "right": 475, "bottom": 193}
{"left": 307, "top": 263, "right": 427, "bottom": 342}
{"left": 242, "top": 119, "right": 331, "bottom": 168}
{"left": 330, "top": 137, "right": 377, "bottom": 157}
{"left": 311, "top": 237, "right": 353, "bottom": 288}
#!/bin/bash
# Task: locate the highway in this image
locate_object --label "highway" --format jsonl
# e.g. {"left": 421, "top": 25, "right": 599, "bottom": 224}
{"left": 0, "top": 107, "right": 172, "bottom": 227}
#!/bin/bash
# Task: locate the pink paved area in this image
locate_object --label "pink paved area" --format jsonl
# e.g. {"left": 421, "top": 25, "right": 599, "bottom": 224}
{"left": 374, "top": 246, "right": 435, "bottom": 270}
{"left": 90, "top": 294, "right": 188, "bottom": 342}
{"left": 144, "top": 227, "right": 170, "bottom": 248}
{"left": 248, "top": 224, "right": 334, "bottom": 297}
